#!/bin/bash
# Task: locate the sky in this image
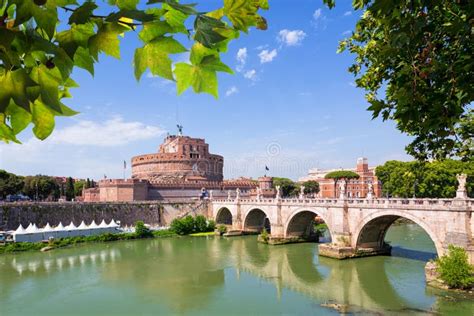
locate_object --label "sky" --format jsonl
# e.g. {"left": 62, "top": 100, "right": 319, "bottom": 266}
{"left": 0, "top": 0, "right": 412, "bottom": 181}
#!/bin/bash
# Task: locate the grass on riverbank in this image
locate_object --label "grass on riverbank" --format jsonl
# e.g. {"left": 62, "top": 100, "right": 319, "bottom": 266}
{"left": 0, "top": 228, "right": 177, "bottom": 255}
{"left": 189, "top": 232, "right": 216, "bottom": 237}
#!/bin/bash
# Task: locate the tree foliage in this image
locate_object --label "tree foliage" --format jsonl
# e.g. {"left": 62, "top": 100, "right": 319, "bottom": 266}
{"left": 436, "top": 245, "right": 474, "bottom": 289}
{"left": 22, "top": 174, "right": 60, "bottom": 200}
{"left": 302, "top": 180, "right": 320, "bottom": 195}
{"left": 325, "top": 0, "right": 473, "bottom": 160}
{"left": 65, "top": 176, "right": 74, "bottom": 200}
{"left": 375, "top": 159, "right": 473, "bottom": 198}
{"left": 324, "top": 170, "right": 360, "bottom": 180}
{"left": 0, "top": 169, "right": 24, "bottom": 198}
{"left": 272, "top": 177, "right": 298, "bottom": 197}
{"left": 0, "top": 0, "right": 269, "bottom": 143}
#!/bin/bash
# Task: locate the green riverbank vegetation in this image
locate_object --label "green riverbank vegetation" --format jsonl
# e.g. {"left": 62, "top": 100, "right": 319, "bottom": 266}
{"left": 170, "top": 215, "right": 216, "bottom": 235}
{"left": 435, "top": 245, "right": 474, "bottom": 290}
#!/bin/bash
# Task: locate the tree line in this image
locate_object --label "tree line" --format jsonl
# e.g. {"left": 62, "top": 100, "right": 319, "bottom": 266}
{"left": 375, "top": 159, "right": 473, "bottom": 199}
{"left": 0, "top": 170, "right": 96, "bottom": 201}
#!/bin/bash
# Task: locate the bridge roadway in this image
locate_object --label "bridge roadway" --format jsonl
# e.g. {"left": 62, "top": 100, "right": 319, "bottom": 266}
{"left": 210, "top": 196, "right": 474, "bottom": 263}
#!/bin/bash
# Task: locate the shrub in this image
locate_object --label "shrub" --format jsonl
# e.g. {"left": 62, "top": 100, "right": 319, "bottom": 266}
{"left": 217, "top": 224, "right": 227, "bottom": 235}
{"left": 207, "top": 219, "right": 216, "bottom": 232}
{"left": 171, "top": 216, "right": 195, "bottom": 235}
{"left": 260, "top": 228, "right": 269, "bottom": 242}
{"left": 436, "top": 245, "right": 474, "bottom": 289}
{"left": 195, "top": 215, "right": 208, "bottom": 233}
{"left": 135, "top": 221, "right": 153, "bottom": 238}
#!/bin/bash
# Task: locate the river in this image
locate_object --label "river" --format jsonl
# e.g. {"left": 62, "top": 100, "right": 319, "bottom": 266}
{"left": 0, "top": 224, "right": 473, "bottom": 315}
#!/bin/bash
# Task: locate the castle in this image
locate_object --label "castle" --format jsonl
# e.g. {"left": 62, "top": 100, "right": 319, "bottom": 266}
{"left": 83, "top": 133, "right": 266, "bottom": 202}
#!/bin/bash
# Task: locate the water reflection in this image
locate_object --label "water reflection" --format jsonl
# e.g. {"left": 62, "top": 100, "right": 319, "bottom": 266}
{"left": 0, "top": 225, "right": 471, "bottom": 315}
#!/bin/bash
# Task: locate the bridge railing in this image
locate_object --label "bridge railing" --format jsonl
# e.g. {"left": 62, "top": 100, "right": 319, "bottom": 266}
{"left": 211, "top": 197, "right": 473, "bottom": 209}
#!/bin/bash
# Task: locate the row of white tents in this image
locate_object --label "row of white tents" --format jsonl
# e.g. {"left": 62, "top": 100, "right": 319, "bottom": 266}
{"left": 13, "top": 220, "right": 121, "bottom": 243}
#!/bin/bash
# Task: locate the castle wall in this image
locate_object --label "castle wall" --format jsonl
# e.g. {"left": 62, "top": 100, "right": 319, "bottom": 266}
{"left": 0, "top": 201, "right": 210, "bottom": 231}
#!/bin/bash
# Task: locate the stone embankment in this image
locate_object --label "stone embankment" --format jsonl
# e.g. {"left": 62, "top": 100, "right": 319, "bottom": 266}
{"left": 0, "top": 200, "right": 209, "bottom": 231}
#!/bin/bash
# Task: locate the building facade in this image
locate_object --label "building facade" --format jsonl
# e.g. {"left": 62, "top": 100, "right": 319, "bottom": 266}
{"left": 299, "top": 158, "right": 382, "bottom": 198}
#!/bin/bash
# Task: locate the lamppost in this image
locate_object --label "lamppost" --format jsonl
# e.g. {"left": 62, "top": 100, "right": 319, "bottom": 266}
{"left": 35, "top": 180, "right": 39, "bottom": 201}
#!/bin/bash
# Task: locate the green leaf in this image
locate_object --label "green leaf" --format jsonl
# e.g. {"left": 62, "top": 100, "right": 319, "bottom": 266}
{"left": 194, "top": 14, "right": 227, "bottom": 48}
{"left": 69, "top": 1, "right": 98, "bottom": 25}
{"left": 56, "top": 23, "right": 96, "bottom": 58}
{"left": 0, "top": 69, "right": 39, "bottom": 112}
{"left": 139, "top": 20, "right": 173, "bottom": 42}
{"left": 200, "top": 55, "right": 233, "bottom": 74}
{"left": 147, "top": 0, "right": 197, "bottom": 15}
{"left": 0, "top": 114, "right": 20, "bottom": 143}
{"left": 5, "top": 102, "right": 32, "bottom": 135}
{"left": 31, "top": 100, "right": 55, "bottom": 140}
{"left": 11, "top": 0, "right": 59, "bottom": 39}
{"left": 174, "top": 62, "right": 218, "bottom": 98}
{"left": 108, "top": 0, "right": 139, "bottom": 10}
{"left": 106, "top": 10, "right": 156, "bottom": 23}
{"left": 223, "top": 0, "right": 259, "bottom": 32}
{"left": 30, "top": 64, "right": 64, "bottom": 113}
{"left": 134, "top": 36, "right": 187, "bottom": 80}
{"left": 88, "top": 23, "right": 128, "bottom": 60}
{"left": 74, "top": 46, "right": 95, "bottom": 75}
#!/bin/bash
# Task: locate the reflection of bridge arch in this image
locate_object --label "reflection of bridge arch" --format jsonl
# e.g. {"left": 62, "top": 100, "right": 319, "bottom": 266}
{"left": 284, "top": 208, "right": 332, "bottom": 240}
{"left": 243, "top": 208, "right": 270, "bottom": 233}
{"left": 353, "top": 210, "right": 443, "bottom": 257}
{"left": 215, "top": 207, "right": 233, "bottom": 225}
{"left": 286, "top": 245, "right": 323, "bottom": 284}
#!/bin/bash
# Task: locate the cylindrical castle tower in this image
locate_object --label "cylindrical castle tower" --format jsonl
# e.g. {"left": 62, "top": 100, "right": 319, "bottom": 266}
{"left": 131, "top": 135, "right": 224, "bottom": 182}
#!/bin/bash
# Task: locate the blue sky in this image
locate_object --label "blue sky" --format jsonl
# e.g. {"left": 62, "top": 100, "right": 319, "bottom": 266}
{"left": 0, "top": 0, "right": 412, "bottom": 180}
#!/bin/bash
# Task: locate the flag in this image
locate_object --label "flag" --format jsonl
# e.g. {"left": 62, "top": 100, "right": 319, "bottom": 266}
{"left": 124, "top": 160, "right": 126, "bottom": 169}
{"left": 265, "top": 165, "right": 270, "bottom": 171}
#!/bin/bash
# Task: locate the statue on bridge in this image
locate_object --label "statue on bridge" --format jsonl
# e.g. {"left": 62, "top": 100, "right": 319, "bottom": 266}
{"left": 456, "top": 174, "right": 468, "bottom": 199}
{"left": 299, "top": 185, "right": 305, "bottom": 199}
{"left": 227, "top": 190, "right": 232, "bottom": 200}
{"left": 366, "top": 183, "right": 374, "bottom": 200}
{"left": 235, "top": 188, "right": 241, "bottom": 201}
{"left": 275, "top": 185, "right": 281, "bottom": 200}
{"left": 256, "top": 187, "right": 262, "bottom": 201}
{"left": 339, "top": 180, "right": 347, "bottom": 199}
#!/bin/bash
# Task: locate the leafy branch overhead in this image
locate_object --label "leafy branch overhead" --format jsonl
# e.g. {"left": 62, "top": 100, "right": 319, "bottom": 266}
{"left": 0, "top": 0, "right": 269, "bottom": 142}
{"left": 325, "top": 0, "right": 473, "bottom": 161}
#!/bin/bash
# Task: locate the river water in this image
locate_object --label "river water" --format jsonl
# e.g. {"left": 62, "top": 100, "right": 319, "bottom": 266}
{"left": 0, "top": 224, "right": 473, "bottom": 315}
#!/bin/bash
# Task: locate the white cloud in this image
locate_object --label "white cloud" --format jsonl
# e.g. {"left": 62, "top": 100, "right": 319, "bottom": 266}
{"left": 342, "top": 30, "right": 352, "bottom": 36}
{"left": 236, "top": 48, "right": 247, "bottom": 64}
{"left": 236, "top": 47, "right": 247, "bottom": 72}
{"left": 244, "top": 69, "right": 257, "bottom": 81}
{"left": 258, "top": 49, "right": 278, "bottom": 63}
{"left": 225, "top": 86, "right": 239, "bottom": 97}
{"left": 343, "top": 11, "right": 352, "bottom": 16}
{"left": 313, "top": 9, "right": 322, "bottom": 21}
{"left": 277, "top": 29, "right": 306, "bottom": 46}
{"left": 256, "top": 44, "right": 269, "bottom": 51}
{"left": 52, "top": 116, "right": 165, "bottom": 146}
{"left": 0, "top": 116, "right": 166, "bottom": 178}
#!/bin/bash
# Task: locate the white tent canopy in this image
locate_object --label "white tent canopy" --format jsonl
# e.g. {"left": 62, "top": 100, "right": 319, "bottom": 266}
{"left": 13, "top": 219, "right": 121, "bottom": 242}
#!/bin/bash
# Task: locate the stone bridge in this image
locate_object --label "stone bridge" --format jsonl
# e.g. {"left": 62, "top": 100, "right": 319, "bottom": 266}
{"left": 210, "top": 196, "right": 474, "bottom": 263}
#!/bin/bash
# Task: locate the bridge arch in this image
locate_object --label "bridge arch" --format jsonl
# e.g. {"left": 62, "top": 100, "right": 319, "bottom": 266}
{"left": 243, "top": 208, "right": 271, "bottom": 233}
{"left": 353, "top": 210, "right": 443, "bottom": 257}
{"left": 284, "top": 208, "right": 333, "bottom": 241}
{"left": 215, "top": 207, "right": 233, "bottom": 225}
